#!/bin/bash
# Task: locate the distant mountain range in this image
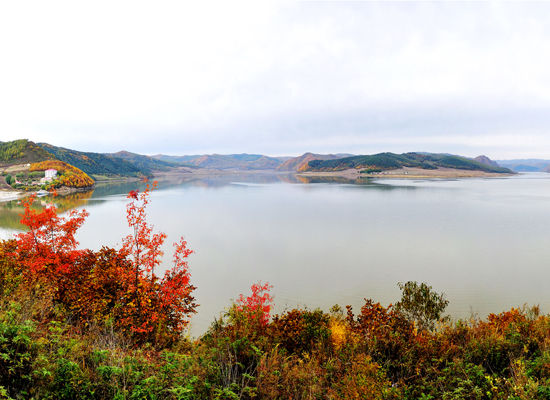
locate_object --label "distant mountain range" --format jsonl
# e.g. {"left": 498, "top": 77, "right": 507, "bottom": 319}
{"left": 495, "top": 159, "right": 550, "bottom": 172}
{"left": 152, "top": 153, "right": 287, "bottom": 170}
{"left": 0, "top": 139, "right": 537, "bottom": 183}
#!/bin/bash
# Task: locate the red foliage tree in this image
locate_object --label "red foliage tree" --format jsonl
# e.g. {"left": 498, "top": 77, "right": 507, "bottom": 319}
{"left": 15, "top": 195, "right": 88, "bottom": 280}
{"left": 160, "top": 238, "right": 196, "bottom": 332}
{"left": 122, "top": 182, "right": 167, "bottom": 279}
{"left": 235, "top": 281, "right": 274, "bottom": 326}
{"left": 12, "top": 184, "right": 197, "bottom": 345}
{"left": 119, "top": 181, "right": 197, "bottom": 340}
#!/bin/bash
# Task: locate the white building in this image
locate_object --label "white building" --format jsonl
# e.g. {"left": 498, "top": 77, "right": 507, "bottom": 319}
{"left": 40, "top": 169, "right": 58, "bottom": 184}
{"left": 44, "top": 169, "right": 57, "bottom": 180}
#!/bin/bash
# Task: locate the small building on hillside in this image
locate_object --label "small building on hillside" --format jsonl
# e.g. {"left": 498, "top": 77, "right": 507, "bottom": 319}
{"left": 40, "top": 169, "right": 58, "bottom": 184}
{"left": 45, "top": 169, "right": 57, "bottom": 180}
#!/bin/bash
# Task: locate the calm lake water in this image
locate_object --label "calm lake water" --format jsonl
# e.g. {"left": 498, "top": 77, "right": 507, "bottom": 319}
{"left": 1, "top": 172, "right": 550, "bottom": 335}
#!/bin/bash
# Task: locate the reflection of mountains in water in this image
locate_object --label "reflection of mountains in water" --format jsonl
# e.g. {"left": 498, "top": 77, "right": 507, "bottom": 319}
{"left": 155, "top": 173, "right": 300, "bottom": 188}
{"left": 93, "top": 173, "right": 420, "bottom": 194}
{"left": 292, "top": 175, "right": 418, "bottom": 191}
{"left": 91, "top": 180, "right": 146, "bottom": 198}
{"left": 0, "top": 200, "right": 26, "bottom": 230}
{"left": 0, "top": 190, "right": 96, "bottom": 230}
{"left": 0, "top": 173, "right": 420, "bottom": 230}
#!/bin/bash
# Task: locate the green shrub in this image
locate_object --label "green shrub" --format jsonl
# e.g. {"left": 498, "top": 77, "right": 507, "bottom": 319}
{"left": 0, "top": 309, "right": 37, "bottom": 398}
{"left": 395, "top": 281, "right": 449, "bottom": 331}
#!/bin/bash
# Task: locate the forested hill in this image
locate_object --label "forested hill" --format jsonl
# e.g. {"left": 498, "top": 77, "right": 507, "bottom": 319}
{"left": 276, "top": 152, "right": 353, "bottom": 172}
{"left": 306, "top": 152, "right": 513, "bottom": 173}
{"left": 106, "top": 151, "right": 178, "bottom": 173}
{"left": 0, "top": 139, "right": 54, "bottom": 166}
{"left": 38, "top": 143, "right": 153, "bottom": 177}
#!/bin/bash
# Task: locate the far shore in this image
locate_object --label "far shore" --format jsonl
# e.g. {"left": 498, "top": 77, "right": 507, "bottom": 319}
{"left": 298, "top": 167, "right": 517, "bottom": 179}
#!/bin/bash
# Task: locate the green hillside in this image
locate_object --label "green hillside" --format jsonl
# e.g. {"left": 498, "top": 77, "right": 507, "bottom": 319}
{"left": 38, "top": 143, "right": 148, "bottom": 177}
{"left": 0, "top": 139, "right": 53, "bottom": 166}
{"left": 306, "top": 152, "right": 512, "bottom": 173}
{"left": 108, "top": 151, "right": 177, "bottom": 173}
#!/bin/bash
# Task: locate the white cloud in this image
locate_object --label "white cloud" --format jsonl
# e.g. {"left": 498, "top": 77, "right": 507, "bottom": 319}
{"left": 1, "top": 1, "right": 550, "bottom": 158}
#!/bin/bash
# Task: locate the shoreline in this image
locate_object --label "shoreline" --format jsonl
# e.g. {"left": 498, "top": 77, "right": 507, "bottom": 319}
{"left": 298, "top": 167, "right": 516, "bottom": 180}
{"left": 0, "top": 189, "right": 23, "bottom": 203}
{"left": 0, "top": 186, "right": 95, "bottom": 203}
{"left": 0, "top": 167, "right": 520, "bottom": 203}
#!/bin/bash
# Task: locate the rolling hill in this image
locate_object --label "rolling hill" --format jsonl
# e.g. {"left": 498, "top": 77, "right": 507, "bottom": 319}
{"left": 276, "top": 152, "right": 353, "bottom": 172}
{"left": 0, "top": 139, "right": 54, "bottom": 166}
{"left": 305, "top": 152, "right": 512, "bottom": 174}
{"left": 474, "top": 155, "right": 500, "bottom": 168}
{"left": 152, "top": 153, "right": 285, "bottom": 170}
{"left": 38, "top": 143, "right": 152, "bottom": 177}
{"left": 107, "top": 151, "right": 178, "bottom": 173}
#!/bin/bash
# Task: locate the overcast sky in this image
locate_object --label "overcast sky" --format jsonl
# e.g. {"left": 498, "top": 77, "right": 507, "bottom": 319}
{"left": 1, "top": 1, "right": 550, "bottom": 159}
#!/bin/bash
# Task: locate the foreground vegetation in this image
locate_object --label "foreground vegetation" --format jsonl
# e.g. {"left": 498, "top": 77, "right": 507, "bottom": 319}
{"left": 1, "top": 185, "right": 549, "bottom": 399}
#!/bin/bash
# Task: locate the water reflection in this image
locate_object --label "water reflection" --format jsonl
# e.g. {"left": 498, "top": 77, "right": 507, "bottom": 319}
{"left": 0, "top": 173, "right": 420, "bottom": 231}
{"left": 0, "top": 190, "right": 94, "bottom": 230}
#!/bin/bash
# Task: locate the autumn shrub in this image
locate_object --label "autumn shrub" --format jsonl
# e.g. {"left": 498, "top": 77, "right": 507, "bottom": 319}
{"left": 195, "top": 282, "right": 275, "bottom": 399}
{"left": 329, "top": 354, "right": 402, "bottom": 400}
{"left": 205, "top": 281, "right": 273, "bottom": 348}
{"left": 57, "top": 247, "right": 134, "bottom": 328}
{"left": 0, "top": 240, "right": 21, "bottom": 298}
{"left": 255, "top": 348, "right": 327, "bottom": 400}
{"left": 269, "top": 308, "right": 331, "bottom": 355}
{"left": 346, "top": 299, "right": 416, "bottom": 382}
{"left": 463, "top": 309, "right": 540, "bottom": 377}
{"left": 256, "top": 349, "right": 401, "bottom": 400}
